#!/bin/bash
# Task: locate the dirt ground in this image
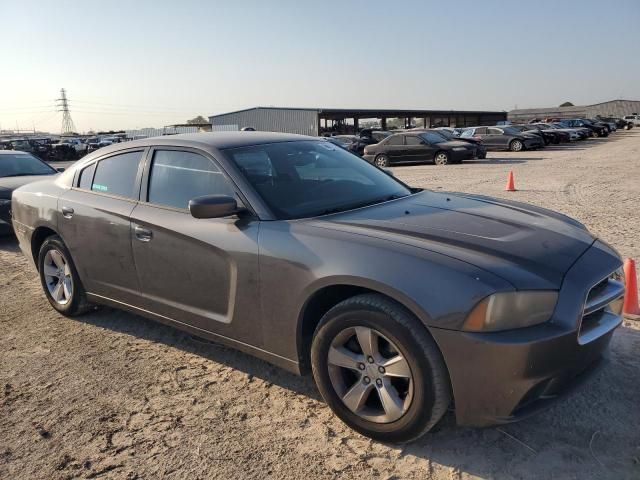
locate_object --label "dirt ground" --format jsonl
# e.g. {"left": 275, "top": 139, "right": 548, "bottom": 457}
{"left": 1, "top": 132, "right": 639, "bottom": 480}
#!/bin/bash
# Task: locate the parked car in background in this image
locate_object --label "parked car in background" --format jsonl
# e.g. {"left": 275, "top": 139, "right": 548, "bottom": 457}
{"left": 0, "top": 151, "right": 61, "bottom": 227}
{"left": 54, "top": 138, "right": 88, "bottom": 155}
{"left": 11, "top": 132, "right": 625, "bottom": 442}
{"left": 359, "top": 129, "right": 394, "bottom": 143}
{"left": 532, "top": 123, "right": 582, "bottom": 141}
{"left": 622, "top": 115, "right": 640, "bottom": 126}
{"left": 363, "top": 131, "right": 477, "bottom": 166}
{"left": 461, "top": 126, "right": 544, "bottom": 152}
{"left": 547, "top": 122, "right": 591, "bottom": 139}
{"left": 507, "top": 125, "right": 562, "bottom": 145}
{"left": 412, "top": 128, "right": 486, "bottom": 159}
{"left": 597, "top": 116, "right": 633, "bottom": 130}
{"left": 561, "top": 119, "right": 608, "bottom": 137}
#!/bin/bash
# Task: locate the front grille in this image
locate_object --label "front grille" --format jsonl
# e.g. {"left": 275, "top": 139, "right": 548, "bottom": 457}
{"left": 578, "top": 270, "right": 625, "bottom": 344}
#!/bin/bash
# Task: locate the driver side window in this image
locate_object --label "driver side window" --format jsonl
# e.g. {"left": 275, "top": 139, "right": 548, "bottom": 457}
{"left": 147, "top": 150, "right": 235, "bottom": 210}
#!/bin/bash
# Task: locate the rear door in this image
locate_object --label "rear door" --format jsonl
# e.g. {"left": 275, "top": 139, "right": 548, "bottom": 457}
{"left": 382, "top": 135, "right": 406, "bottom": 163}
{"left": 485, "top": 127, "right": 507, "bottom": 148}
{"left": 129, "top": 147, "right": 261, "bottom": 341}
{"left": 58, "top": 149, "right": 145, "bottom": 305}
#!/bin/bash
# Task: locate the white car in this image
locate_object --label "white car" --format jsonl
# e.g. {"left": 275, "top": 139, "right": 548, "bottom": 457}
{"left": 623, "top": 115, "right": 640, "bottom": 126}
{"left": 54, "top": 138, "right": 88, "bottom": 153}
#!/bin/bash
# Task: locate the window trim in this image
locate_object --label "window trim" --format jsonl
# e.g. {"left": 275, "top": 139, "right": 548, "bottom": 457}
{"left": 139, "top": 145, "right": 254, "bottom": 215}
{"left": 71, "top": 147, "right": 147, "bottom": 203}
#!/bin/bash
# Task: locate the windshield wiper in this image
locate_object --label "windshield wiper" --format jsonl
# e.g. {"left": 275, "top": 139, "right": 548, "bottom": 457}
{"left": 317, "top": 193, "right": 408, "bottom": 216}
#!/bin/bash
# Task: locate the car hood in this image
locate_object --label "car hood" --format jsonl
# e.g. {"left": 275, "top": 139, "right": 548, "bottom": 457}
{"left": 0, "top": 174, "right": 55, "bottom": 195}
{"left": 309, "top": 190, "right": 595, "bottom": 289}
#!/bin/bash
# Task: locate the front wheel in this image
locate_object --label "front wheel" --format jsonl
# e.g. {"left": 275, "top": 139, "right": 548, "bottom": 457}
{"left": 311, "top": 294, "right": 451, "bottom": 443}
{"left": 38, "top": 235, "right": 92, "bottom": 316}
{"left": 374, "top": 154, "right": 389, "bottom": 168}
{"left": 509, "top": 139, "right": 524, "bottom": 152}
{"left": 434, "top": 151, "right": 449, "bottom": 165}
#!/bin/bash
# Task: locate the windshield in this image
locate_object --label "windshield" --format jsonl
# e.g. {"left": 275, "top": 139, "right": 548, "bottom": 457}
{"left": 433, "top": 129, "right": 454, "bottom": 140}
{"left": 223, "top": 140, "right": 412, "bottom": 219}
{"left": 0, "top": 153, "right": 56, "bottom": 178}
{"left": 419, "top": 132, "right": 446, "bottom": 144}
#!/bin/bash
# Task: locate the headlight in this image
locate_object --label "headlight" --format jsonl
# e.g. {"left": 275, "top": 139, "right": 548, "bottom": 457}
{"left": 463, "top": 291, "right": 558, "bottom": 332}
{"left": 452, "top": 147, "right": 467, "bottom": 151}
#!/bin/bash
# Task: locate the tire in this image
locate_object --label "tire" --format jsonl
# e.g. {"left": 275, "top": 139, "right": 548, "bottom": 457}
{"left": 509, "top": 139, "right": 524, "bottom": 152}
{"left": 311, "top": 294, "right": 451, "bottom": 443}
{"left": 38, "top": 235, "right": 92, "bottom": 316}
{"left": 434, "top": 151, "right": 449, "bottom": 165}
{"left": 374, "top": 154, "right": 389, "bottom": 168}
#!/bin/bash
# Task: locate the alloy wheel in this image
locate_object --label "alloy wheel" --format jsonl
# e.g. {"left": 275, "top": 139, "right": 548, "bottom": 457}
{"left": 511, "top": 140, "right": 523, "bottom": 152}
{"left": 327, "top": 326, "right": 414, "bottom": 423}
{"left": 375, "top": 156, "right": 388, "bottom": 168}
{"left": 435, "top": 153, "right": 448, "bottom": 165}
{"left": 43, "top": 249, "right": 73, "bottom": 305}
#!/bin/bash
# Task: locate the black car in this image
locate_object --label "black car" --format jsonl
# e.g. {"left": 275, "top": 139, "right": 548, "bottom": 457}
{"left": 461, "top": 126, "right": 544, "bottom": 151}
{"left": 596, "top": 116, "right": 633, "bottom": 130}
{"left": 0, "top": 151, "right": 61, "bottom": 226}
{"left": 507, "top": 125, "right": 560, "bottom": 145}
{"left": 363, "top": 131, "right": 477, "bottom": 166}
{"left": 561, "top": 119, "right": 608, "bottom": 137}
{"left": 413, "top": 128, "right": 487, "bottom": 159}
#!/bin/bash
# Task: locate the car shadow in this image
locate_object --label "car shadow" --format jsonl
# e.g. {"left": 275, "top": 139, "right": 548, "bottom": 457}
{"left": 470, "top": 157, "right": 539, "bottom": 164}
{"left": 0, "top": 230, "right": 20, "bottom": 252}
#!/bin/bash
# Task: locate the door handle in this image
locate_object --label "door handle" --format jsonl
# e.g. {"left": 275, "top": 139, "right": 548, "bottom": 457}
{"left": 134, "top": 225, "right": 153, "bottom": 242}
{"left": 61, "top": 206, "right": 74, "bottom": 218}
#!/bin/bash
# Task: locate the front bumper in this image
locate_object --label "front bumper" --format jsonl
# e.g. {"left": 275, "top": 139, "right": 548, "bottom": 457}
{"left": 0, "top": 200, "right": 11, "bottom": 224}
{"left": 524, "top": 139, "right": 544, "bottom": 149}
{"left": 430, "top": 240, "right": 623, "bottom": 427}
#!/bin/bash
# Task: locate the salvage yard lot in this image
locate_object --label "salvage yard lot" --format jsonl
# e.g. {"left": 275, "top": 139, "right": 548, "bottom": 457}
{"left": 1, "top": 132, "right": 639, "bottom": 479}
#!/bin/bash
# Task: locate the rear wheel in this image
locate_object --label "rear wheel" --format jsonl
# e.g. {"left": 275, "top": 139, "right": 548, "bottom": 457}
{"left": 311, "top": 294, "right": 451, "bottom": 443}
{"left": 38, "top": 235, "right": 92, "bottom": 316}
{"left": 434, "top": 151, "right": 449, "bottom": 165}
{"left": 374, "top": 154, "right": 389, "bottom": 168}
{"left": 509, "top": 139, "right": 524, "bottom": 152}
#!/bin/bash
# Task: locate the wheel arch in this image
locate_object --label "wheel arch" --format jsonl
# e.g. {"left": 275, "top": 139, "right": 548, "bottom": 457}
{"left": 31, "top": 225, "right": 61, "bottom": 270}
{"left": 295, "top": 279, "right": 435, "bottom": 375}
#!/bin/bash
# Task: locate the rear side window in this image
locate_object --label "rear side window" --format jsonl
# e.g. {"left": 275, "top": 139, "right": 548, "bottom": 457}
{"left": 147, "top": 150, "right": 235, "bottom": 210}
{"left": 405, "top": 136, "right": 423, "bottom": 145}
{"left": 78, "top": 163, "right": 96, "bottom": 190}
{"left": 487, "top": 128, "right": 502, "bottom": 134}
{"left": 386, "top": 135, "right": 403, "bottom": 146}
{"left": 91, "top": 151, "right": 142, "bottom": 198}
{"left": 475, "top": 127, "right": 488, "bottom": 134}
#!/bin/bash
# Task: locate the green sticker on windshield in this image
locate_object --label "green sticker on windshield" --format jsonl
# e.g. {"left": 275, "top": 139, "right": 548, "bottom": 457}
{"left": 92, "top": 184, "right": 108, "bottom": 192}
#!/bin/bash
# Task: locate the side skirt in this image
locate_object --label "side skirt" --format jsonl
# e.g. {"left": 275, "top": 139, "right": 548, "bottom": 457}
{"left": 86, "top": 292, "right": 302, "bottom": 375}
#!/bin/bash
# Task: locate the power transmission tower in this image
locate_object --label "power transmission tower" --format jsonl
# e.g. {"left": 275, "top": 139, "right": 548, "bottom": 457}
{"left": 56, "top": 88, "right": 76, "bottom": 135}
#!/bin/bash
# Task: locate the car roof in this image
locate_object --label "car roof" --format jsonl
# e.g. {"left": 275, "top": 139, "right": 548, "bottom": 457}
{"left": 0, "top": 150, "right": 31, "bottom": 155}
{"left": 106, "top": 131, "right": 317, "bottom": 152}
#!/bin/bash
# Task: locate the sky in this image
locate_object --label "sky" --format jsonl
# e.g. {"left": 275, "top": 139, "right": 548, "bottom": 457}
{"left": 1, "top": 0, "right": 639, "bottom": 133}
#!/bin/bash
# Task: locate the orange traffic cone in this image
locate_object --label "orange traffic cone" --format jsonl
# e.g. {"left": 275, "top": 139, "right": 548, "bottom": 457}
{"left": 623, "top": 258, "right": 640, "bottom": 319}
{"left": 505, "top": 171, "right": 516, "bottom": 191}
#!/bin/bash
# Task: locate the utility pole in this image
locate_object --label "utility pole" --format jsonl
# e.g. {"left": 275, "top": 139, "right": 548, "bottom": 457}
{"left": 56, "top": 88, "right": 76, "bottom": 135}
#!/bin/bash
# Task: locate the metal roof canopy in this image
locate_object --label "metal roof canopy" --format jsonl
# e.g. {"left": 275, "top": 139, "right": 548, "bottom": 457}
{"left": 316, "top": 107, "right": 506, "bottom": 120}
{"left": 211, "top": 106, "right": 506, "bottom": 120}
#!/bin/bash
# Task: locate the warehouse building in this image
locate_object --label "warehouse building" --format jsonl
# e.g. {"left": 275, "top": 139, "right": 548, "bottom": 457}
{"left": 209, "top": 107, "right": 507, "bottom": 136}
{"left": 508, "top": 99, "right": 640, "bottom": 123}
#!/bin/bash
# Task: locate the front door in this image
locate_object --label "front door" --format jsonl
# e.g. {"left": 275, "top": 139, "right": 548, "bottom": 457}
{"left": 403, "top": 135, "right": 430, "bottom": 162}
{"left": 58, "top": 149, "right": 145, "bottom": 305}
{"left": 130, "top": 148, "right": 261, "bottom": 342}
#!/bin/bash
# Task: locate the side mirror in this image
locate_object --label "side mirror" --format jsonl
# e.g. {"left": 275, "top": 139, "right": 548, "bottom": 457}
{"left": 189, "top": 195, "right": 242, "bottom": 219}
{"left": 56, "top": 167, "right": 66, "bottom": 172}
{"left": 383, "top": 168, "right": 395, "bottom": 177}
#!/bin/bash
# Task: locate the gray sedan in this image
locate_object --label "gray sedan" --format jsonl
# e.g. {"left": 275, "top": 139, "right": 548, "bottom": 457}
{"left": 11, "top": 132, "right": 624, "bottom": 442}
